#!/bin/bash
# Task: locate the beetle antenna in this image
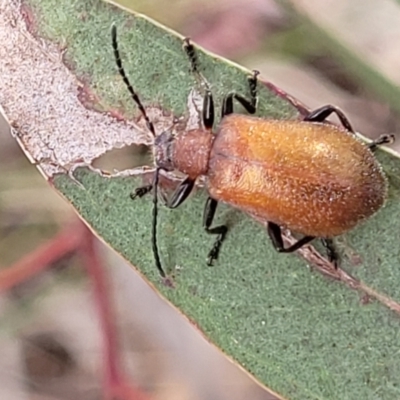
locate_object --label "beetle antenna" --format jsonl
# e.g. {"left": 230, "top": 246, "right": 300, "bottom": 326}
{"left": 112, "top": 25, "right": 165, "bottom": 277}
{"left": 152, "top": 167, "right": 166, "bottom": 277}
{"left": 111, "top": 24, "right": 156, "bottom": 137}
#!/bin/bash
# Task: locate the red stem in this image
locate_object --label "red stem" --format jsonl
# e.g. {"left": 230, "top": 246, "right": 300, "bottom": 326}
{"left": 79, "top": 225, "right": 152, "bottom": 400}
{"left": 2, "top": 221, "right": 152, "bottom": 399}
{"left": 0, "top": 223, "right": 82, "bottom": 291}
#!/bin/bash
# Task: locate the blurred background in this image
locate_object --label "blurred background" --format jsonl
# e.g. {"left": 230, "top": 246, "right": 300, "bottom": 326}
{"left": 1, "top": 0, "right": 400, "bottom": 399}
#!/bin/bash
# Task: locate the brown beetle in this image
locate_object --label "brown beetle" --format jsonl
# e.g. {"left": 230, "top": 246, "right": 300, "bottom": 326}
{"left": 112, "top": 26, "right": 392, "bottom": 277}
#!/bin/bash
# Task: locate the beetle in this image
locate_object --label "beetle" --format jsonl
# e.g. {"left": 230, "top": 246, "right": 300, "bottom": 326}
{"left": 111, "top": 25, "right": 393, "bottom": 278}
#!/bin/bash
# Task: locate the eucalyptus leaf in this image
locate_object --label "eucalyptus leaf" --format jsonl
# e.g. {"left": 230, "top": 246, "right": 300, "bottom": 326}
{"left": 2, "top": 0, "right": 400, "bottom": 399}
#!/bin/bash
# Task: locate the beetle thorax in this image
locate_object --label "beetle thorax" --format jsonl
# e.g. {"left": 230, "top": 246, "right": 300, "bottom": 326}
{"left": 155, "top": 129, "right": 213, "bottom": 179}
{"left": 154, "top": 130, "right": 175, "bottom": 171}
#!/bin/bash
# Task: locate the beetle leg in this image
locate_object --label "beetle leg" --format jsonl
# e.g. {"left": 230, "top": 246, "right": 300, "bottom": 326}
{"left": 320, "top": 238, "right": 339, "bottom": 269}
{"left": 183, "top": 38, "right": 216, "bottom": 131}
{"left": 129, "top": 176, "right": 194, "bottom": 278}
{"left": 183, "top": 38, "right": 200, "bottom": 74}
{"left": 166, "top": 177, "right": 195, "bottom": 209}
{"left": 267, "top": 222, "right": 314, "bottom": 253}
{"left": 221, "top": 70, "right": 259, "bottom": 118}
{"left": 130, "top": 177, "right": 195, "bottom": 208}
{"left": 183, "top": 38, "right": 211, "bottom": 90}
{"left": 130, "top": 176, "right": 194, "bottom": 208}
{"left": 203, "top": 90, "right": 215, "bottom": 130}
{"left": 304, "top": 105, "right": 354, "bottom": 133}
{"left": 203, "top": 197, "right": 228, "bottom": 265}
{"left": 130, "top": 184, "right": 153, "bottom": 200}
{"left": 248, "top": 70, "right": 259, "bottom": 104}
{"left": 368, "top": 134, "right": 395, "bottom": 152}
{"left": 131, "top": 184, "right": 170, "bottom": 207}
{"left": 183, "top": 38, "right": 258, "bottom": 121}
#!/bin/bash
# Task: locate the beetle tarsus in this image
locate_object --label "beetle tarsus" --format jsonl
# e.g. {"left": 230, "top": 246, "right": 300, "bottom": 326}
{"left": 368, "top": 134, "right": 395, "bottom": 152}
{"left": 183, "top": 37, "right": 199, "bottom": 74}
{"left": 221, "top": 71, "right": 258, "bottom": 118}
{"left": 207, "top": 239, "right": 223, "bottom": 266}
{"left": 321, "top": 238, "right": 339, "bottom": 269}
{"left": 203, "top": 197, "right": 228, "bottom": 265}
{"left": 130, "top": 184, "right": 153, "bottom": 200}
{"left": 248, "top": 70, "right": 259, "bottom": 101}
{"left": 206, "top": 227, "right": 228, "bottom": 266}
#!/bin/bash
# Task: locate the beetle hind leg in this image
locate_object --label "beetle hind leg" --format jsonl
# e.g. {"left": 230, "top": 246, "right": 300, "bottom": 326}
{"left": 304, "top": 105, "right": 354, "bottom": 133}
{"left": 267, "top": 222, "right": 314, "bottom": 254}
{"left": 268, "top": 223, "right": 340, "bottom": 267}
{"left": 305, "top": 106, "right": 395, "bottom": 152}
{"left": 203, "top": 197, "right": 228, "bottom": 265}
{"left": 367, "top": 134, "right": 395, "bottom": 152}
{"left": 321, "top": 238, "right": 339, "bottom": 268}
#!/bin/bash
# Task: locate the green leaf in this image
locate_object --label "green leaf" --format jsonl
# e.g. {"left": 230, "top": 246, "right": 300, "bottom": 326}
{"left": 2, "top": 1, "right": 400, "bottom": 399}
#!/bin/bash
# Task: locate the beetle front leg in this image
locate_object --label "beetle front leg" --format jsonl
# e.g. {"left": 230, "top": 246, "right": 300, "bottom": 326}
{"left": 131, "top": 177, "right": 195, "bottom": 209}
{"left": 304, "top": 105, "right": 354, "bottom": 133}
{"left": 183, "top": 38, "right": 259, "bottom": 123}
{"left": 203, "top": 197, "right": 228, "bottom": 265}
{"left": 267, "top": 222, "right": 315, "bottom": 253}
{"left": 166, "top": 177, "right": 195, "bottom": 208}
{"left": 130, "top": 184, "right": 153, "bottom": 200}
{"left": 183, "top": 38, "right": 200, "bottom": 75}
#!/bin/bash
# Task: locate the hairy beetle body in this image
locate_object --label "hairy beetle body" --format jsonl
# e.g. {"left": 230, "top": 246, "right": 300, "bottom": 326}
{"left": 112, "top": 26, "right": 392, "bottom": 277}
{"left": 207, "top": 115, "right": 387, "bottom": 237}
